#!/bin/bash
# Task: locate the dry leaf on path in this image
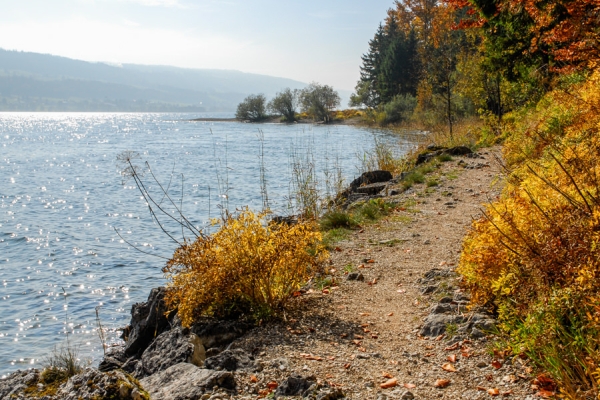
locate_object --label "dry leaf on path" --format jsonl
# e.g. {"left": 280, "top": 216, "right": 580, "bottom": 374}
{"left": 267, "top": 381, "right": 278, "bottom": 390}
{"left": 447, "top": 354, "right": 457, "bottom": 363}
{"left": 404, "top": 383, "right": 416, "bottom": 389}
{"left": 250, "top": 375, "right": 258, "bottom": 383}
{"left": 387, "top": 312, "right": 394, "bottom": 316}
{"left": 382, "top": 372, "right": 393, "bottom": 379}
{"left": 434, "top": 379, "right": 451, "bottom": 388}
{"left": 488, "top": 388, "right": 500, "bottom": 396}
{"left": 492, "top": 360, "right": 503, "bottom": 369}
{"left": 441, "top": 363, "right": 457, "bottom": 372}
{"left": 380, "top": 378, "right": 398, "bottom": 389}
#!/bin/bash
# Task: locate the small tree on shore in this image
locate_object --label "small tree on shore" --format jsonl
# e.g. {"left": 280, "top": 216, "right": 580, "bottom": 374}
{"left": 236, "top": 94, "right": 267, "bottom": 122}
{"left": 268, "top": 88, "right": 299, "bottom": 122}
{"left": 299, "top": 83, "right": 340, "bottom": 123}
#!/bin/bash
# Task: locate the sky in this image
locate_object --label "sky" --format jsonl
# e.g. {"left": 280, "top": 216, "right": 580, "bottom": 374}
{"left": 0, "top": 0, "right": 395, "bottom": 91}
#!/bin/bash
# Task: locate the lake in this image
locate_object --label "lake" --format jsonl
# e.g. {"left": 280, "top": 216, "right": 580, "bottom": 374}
{"left": 0, "top": 112, "right": 421, "bottom": 376}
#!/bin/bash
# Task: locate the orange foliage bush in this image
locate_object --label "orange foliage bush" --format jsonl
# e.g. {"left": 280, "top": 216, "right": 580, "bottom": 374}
{"left": 459, "top": 68, "right": 600, "bottom": 395}
{"left": 163, "top": 209, "right": 328, "bottom": 326}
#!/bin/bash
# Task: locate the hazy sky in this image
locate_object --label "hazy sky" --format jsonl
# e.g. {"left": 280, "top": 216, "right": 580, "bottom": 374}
{"left": 0, "top": 0, "right": 394, "bottom": 91}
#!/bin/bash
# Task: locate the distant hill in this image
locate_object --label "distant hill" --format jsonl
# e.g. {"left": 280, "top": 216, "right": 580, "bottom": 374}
{"left": 0, "top": 49, "right": 310, "bottom": 112}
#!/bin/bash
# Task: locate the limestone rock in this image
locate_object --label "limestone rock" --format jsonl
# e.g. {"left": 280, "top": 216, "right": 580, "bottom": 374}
{"left": 274, "top": 374, "right": 315, "bottom": 397}
{"left": 56, "top": 368, "right": 149, "bottom": 400}
{"left": 139, "top": 327, "right": 206, "bottom": 377}
{"left": 122, "top": 287, "right": 172, "bottom": 357}
{"left": 203, "top": 348, "right": 259, "bottom": 372}
{"left": 192, "top": 320, "right": 252, "bottom": 349}
{"left": 139, "top": 363, "right": 235, "bottom": 400}
{"left": 419, "top": 314, "right": 465, "bottom": 337}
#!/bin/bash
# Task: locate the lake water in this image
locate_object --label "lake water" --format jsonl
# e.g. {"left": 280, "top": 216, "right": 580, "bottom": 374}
{"left": 0, "top": 112, "right": 421, "bottom": 376}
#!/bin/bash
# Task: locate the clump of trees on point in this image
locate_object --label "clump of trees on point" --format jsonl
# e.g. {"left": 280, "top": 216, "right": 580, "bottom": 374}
{"left": 235, "top": 83, "right": 340, "bottom": 123}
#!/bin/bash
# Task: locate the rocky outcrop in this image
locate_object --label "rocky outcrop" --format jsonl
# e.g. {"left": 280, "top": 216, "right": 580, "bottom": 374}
{"left": 192, "top": 320, "right": 253, "bottom": 349}
{"left": 415, "top": 145, "right": 473, "bottom": 165}
{"left": 137, "top": 327, "right": 206, "bottom": 377}
{"left": 139, "top": 363, "right": 235, "bottom": 400}
{"left": 0, "top": 368, "right": 148, "bottom": 400}
{"left": 122, "top": 287, "right": 173, "bottom": 357}
{"left": 338, "top": 170, "right": 393, "bottom": 205}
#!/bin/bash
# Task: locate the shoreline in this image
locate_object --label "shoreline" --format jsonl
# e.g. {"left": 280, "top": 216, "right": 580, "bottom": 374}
{"left": 190, "top": 116, "right": 363, "bottom": 126}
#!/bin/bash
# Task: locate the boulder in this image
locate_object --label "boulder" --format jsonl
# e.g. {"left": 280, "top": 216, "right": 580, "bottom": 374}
{"left": 191, "top": 320, "right": 252, "bottom": 349}
{"left": 419, "top": 314, "right": 465, "bottom": 337}
{"left": 139, "top": 363, "right": 235, "bottom": 400}
{"left": 122, "top": 287, "right": 173, "bottom": 357}
{"left": 274, "top": 374, "right": 315, "bottom": 397}
{"left": 0, "top": 369, "right": 40, "bottom": 399}
{"left": 346, "top": 272, "right": 364, "bottom": 281}
{"left": 56, "top": 368, "right": 149, "bottom": 400}
{"left": 203, "top": 348, "right": 259, "bottom": 372}
{"left": 355, "top": 182, "right": 388, "bottom": 196}
{"left": 139, "top": 327, "right": 206, "bottom": 377}
{"left": 339, "top": 170, "right": 393, "bottom": 201}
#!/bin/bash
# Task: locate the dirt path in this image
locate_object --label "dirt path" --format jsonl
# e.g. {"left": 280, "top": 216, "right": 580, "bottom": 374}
{"left": 231, "top": 146, "right": 539, "bottom": 399}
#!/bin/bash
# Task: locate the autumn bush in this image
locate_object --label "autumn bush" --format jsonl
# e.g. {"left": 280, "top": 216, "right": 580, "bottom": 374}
{"left": 459, "top": 68, "right": 600, "bottom": 397}
{"left": 163, "top": 209, "right": 328, "bottom": 326}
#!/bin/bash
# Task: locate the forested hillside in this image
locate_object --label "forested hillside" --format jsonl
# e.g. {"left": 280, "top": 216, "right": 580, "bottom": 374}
{"left": 0, "top": 49, "right": 308, "bottom": 112}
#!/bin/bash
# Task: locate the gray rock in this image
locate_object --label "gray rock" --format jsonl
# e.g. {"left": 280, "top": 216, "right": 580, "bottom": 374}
{"left": 421, "top": 285, "right": 438, "bottom": 294}
{"left": 356, "top": 182, "right": 388, "bottom": 196}
{"left": 347, "top": 272, "right": 365, "bottom": 281}
{"left": 438, "top": 296, "right": 453, "bottom": 304}
{"left": 419, "top": 314, "right": 465, "bottom": 337}
{"left": 0, "top": 369, "right": 40, "bottom": 399}
{"left": 98, "top": 356, "right": 124, "bottom": 373}
{"left": 401, "top": 390, "right": 415, "bottom": 399}
{"left": 470, "top": 327, "right": 486, "bottom": 338}
{"left": 56, "top": 368, "right": 149, "bottom": 400}
{"left": 275, "top": 374, "right": 315, "bottom": 397}
{"left": 140, "top": 327, "right": 205, "bottom": 377}
{"left": 140, "top": 363, "right": 235, "bottom": 400}
{"left": 203, "top": 348, "right": 259, "bottom": 372}
{"left": 430, "top": 303, "right": 455, "bottom": 314}
{"left": 122, "top": 287, "right": 173, "bottom": 357}
{"left": 192, "top": 320, "right": 252, "bottom": 349}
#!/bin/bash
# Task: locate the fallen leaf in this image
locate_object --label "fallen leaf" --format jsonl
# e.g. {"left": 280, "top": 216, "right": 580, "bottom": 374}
{"left": 425, "top": 345, "right": 434, "bottom": 350}
{"left": 447, "top": 354, "right": 457, "bottom": 363}
{"left": 359, "top": 313, "right": 370, "bottom": 316}
{"left": 335, "top": 247, "right": 342, "bottom": 252}
{"left": 371, "top": 334, "right": 378, "bottom": 339}
{"left": 488, "top": 388, "right": 500, "bottom": 396}
{"left": 358, "top": 347, "right": 366, "bottom": 352}
{"left": 327, "top": 356, "right": 335, "bottom": 361}
{"left": 382, "top": 372, "right": 393, "bottom": 379}
{"left": 360, "top": 323, "right": 370, "bottom": 327}
{"left": 354, "top": 335, "right": 364, "bottom": 340}
{"left": 477, "top": 386, "right": 487, "bottom": 391}
{"left": 363, "top": 328, "right": 371, "bottom": 333}
{"left": 413, "top": 299, "right": 420, "bottom": 306}
{"left": 292, "top": 291, "right": 302, "bottom": 297}
{"left": 359, "top": 229, "right": 364, "bottom": 233}
{"left": 439, "top": 261, "right": 447, "bottom": 266}
{"left": 461, "top": 352, "right": 471, "bottom": 358}
{"left": 434, "top": 379, "right": 451, "bottom": 388}
{"left": 267, "top": 381, "right": 278, "bottom": 390}
{"left": 389, "top": 360, "right": 398, "bottom": 365}
{"left": 250, "top": 375, "right": 258, "bottom": 383}
{"left": 308, "top": 327, "right": 315, "bottom": 332}
{"left": 352, "top": 340, "right": 362, "bottom": 346}
{"left": 486, "top": 374, "right": 494, "bottom": 381}
{"left": 343, "top": 363, "right": 351, "bottom": 369}
{"left": 367, "top": 259, "right": 375, "bottom": 263}
{"left": 325, "top": 374, "right": 334, "bottom": 379}
{"left": 404, "top": 383, "right": 416, "bottom": 389}
{"left": 380, "top": 378, "right": 398, "bottom": 389}
{"left": 501, "top": 389, "right": 514, "bottom": 396}
{"left": 492, "top": 360, "right": 503, "bottom": 369}
{"left": 387, "top": 312, "right": 394, "bottom": 316}
{"left": 444, "top": 343, "right": 459, "bottom": 351}
{"left": 300, "top": 353, "right": 323, "bottom": 361}
{"left": 435, "top": 334, "right": 444, "bottom": 341}
{"left": 322, "top": 289, "right": 330, "bottom": 295}
{"left": 340, "top": 333, "right": 348, "bottom": 338}
{"left": 441, "top": 363, "right": 456, "bottom": 372}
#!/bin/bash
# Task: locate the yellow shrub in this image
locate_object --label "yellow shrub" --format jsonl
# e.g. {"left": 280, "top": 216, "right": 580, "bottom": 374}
{"left": 459, "top": 68, "right": 600, "bottom": 395}
{"left": 163, "top": 209, "right": 328, "bottom": 326}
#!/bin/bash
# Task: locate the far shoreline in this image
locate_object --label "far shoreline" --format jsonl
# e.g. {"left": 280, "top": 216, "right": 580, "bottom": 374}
{"left": 189, "top": 116, "right": 363, "bottom": 126}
